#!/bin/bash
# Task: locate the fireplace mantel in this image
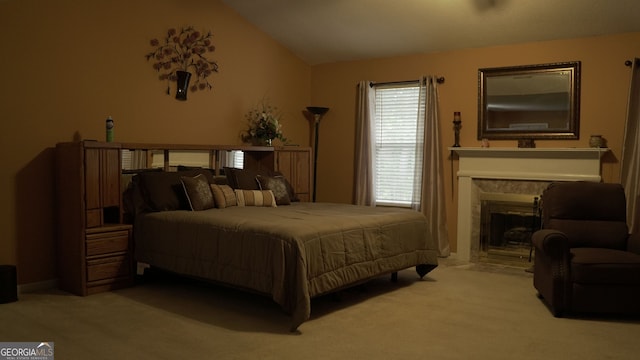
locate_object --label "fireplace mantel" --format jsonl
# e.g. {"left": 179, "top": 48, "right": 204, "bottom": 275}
{"left": 450, "top": 147, "right": 609, "bottom": 181}
{"left": 450, "top": 147, "right": 609, "bottom": 261}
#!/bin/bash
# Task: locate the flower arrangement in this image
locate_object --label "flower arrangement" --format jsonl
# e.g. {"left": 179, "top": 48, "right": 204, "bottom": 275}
{"left": 241, "top": 102, "right": 287, "bottom": 145}
{"left": 146, "top": 26, "right": 219, "bottom": 93}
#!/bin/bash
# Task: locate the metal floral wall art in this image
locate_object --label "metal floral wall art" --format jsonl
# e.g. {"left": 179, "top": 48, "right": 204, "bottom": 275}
{"left": 146, "top": 26, "right": 219, "bottom": 100}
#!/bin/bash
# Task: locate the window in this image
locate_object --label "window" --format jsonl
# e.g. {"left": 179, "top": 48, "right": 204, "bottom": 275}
{"left": 374, "top": 84, "right": 423, "bottom": 207}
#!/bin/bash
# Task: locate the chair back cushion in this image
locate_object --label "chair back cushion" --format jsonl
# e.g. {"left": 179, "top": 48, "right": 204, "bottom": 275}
{"left": 542, "top": 182, "right": 629, "bottom": 249}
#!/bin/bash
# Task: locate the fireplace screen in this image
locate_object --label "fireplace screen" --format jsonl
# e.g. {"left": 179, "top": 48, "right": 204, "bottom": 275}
{"left": 479, "top": 197, "right": 540, "bottom": 265}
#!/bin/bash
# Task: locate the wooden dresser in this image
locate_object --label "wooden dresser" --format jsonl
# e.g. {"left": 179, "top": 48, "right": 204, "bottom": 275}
{"left": 55, "top": 141, "right": 133, "bottom": 295}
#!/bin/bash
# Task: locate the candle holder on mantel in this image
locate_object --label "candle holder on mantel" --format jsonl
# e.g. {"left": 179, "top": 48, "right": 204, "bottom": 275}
{"left": 452, "top": 111, "right": 462, "bottom": 147}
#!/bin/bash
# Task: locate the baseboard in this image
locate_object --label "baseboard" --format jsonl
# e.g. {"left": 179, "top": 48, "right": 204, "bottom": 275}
{"left": 18, "top": 279, "right": 57, "bottom": 294}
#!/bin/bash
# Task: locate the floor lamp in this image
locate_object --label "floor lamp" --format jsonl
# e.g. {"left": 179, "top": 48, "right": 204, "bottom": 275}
{"left": 306, "top": 106, "right": 329, "bottom": 202}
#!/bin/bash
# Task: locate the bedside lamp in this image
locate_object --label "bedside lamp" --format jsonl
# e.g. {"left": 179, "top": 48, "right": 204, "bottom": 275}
{"left": 306, "top": 106, "right": 329, "bottom": 202}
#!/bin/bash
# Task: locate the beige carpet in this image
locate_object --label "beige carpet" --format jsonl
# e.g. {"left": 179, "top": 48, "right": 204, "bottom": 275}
{"left": 2, "top": 259, "right": 639, "bottom": 359}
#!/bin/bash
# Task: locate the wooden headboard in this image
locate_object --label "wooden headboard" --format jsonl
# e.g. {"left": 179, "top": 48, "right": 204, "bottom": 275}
{"left": 120, "top": 143, "right": 275, "bottom": 175}
{"left": 119, "top": 143, "right": 313, "bottom": 202}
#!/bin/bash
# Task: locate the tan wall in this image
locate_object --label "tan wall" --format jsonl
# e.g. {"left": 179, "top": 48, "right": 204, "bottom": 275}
{"left": 0, "top": 0, "right": 311, "bottom": 284}
{"left": 310, "top": 32, "right": 640, "bottom": 253}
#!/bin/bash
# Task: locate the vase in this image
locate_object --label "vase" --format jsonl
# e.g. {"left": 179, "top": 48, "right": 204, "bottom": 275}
{"left": 175, "top": 70, "right": 192, "bottom": 101}
{"left": 589, "top": 135, "right": 603, "bottom": 148}
{"left": 252, "top": 138, "right": 273, "bottom": 146}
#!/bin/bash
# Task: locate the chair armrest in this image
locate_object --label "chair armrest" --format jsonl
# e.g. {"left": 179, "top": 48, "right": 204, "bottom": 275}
{"left": 532, "top": 229, "right": 571, "bottom": 317}
{"left": 532, "top": 229, "right": 570, "bottom": 258}
{"left": 628, "top": 233, "right": 640, "bottom": 255}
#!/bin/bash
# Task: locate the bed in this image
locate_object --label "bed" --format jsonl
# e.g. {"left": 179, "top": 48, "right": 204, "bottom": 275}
{"left": 126, "top": 167, "right": 439, "bottom": 331}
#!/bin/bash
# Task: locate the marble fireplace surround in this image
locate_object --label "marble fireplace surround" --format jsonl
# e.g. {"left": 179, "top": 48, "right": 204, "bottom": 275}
{"left": 450, "top": 147, "right": 609, "bottom": 261}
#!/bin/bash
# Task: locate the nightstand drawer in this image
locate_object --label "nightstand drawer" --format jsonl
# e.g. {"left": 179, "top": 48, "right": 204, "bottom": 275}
{"left": 86, "top": 255, "right": 130, "bottom": 282}
{"left": 86, "top": 230, "right": 129, "bottom": 256}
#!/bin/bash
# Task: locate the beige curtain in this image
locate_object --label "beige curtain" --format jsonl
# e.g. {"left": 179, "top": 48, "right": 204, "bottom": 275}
{"left": 411, "top": 80, "right": 426, "bottom": 210}
{"left": 354, "top": 81, "right": 376, "bottom": 206}
{"left": 416, "top": 76, "right": 450, "bottom": 256}
{"left": 621, "top": 58, "right": 640, "bottom": 233}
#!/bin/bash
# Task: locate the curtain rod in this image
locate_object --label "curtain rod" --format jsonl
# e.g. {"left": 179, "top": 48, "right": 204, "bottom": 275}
{"left": 370, "top": 77, "right": 445, "bottom": 88}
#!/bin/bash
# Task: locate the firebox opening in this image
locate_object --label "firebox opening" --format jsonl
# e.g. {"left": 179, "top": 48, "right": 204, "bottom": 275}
{"left": 479, "top": 194, "right": 540, "bottom": 267}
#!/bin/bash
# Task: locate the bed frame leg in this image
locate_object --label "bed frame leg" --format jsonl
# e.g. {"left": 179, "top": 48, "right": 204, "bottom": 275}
{"left": 416, "top": 264, "right": 437, "bottom": 279}
{"left": 390, "top": 272, "right": 398, "bottom": 282}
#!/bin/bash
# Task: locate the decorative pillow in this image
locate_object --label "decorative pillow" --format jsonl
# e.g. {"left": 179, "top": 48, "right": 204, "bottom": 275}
{"left": 122, "top": 174, "right": 148, "bottom": 222}
{"left": 224, "top": 167, "right": 271, "bottom": 190}
{"left": 137, "top": 170, "right": 214, "bottom": 211}
{"left": 256, "top": 175, "right": 291, "bottom": 205}
{"left": 210, "top": 184, "right": 237, "bottom": 208}
{"left": 234, "top": 189, "right": 277, "bottom": 207}
{"left": 221, "top": 167, "right": 239, "bottom": 188}
{"left": 180, "top": 174, "right": 215, "bottom": 211}
{"left": 212, "top": 176, "right": 229, "bottom": 185}
{"left": 273, "top": 172, "right": 299, "bottom": 202}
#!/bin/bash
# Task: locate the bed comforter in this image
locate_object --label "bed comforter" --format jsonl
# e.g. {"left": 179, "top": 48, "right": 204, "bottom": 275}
{"left": 134, "top": 202, "right": 439, "bottom": 330}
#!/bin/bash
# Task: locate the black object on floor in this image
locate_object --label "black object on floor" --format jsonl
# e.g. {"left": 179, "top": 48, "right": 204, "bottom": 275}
{"left": 0, "top": 265, "right": 18, "bottom": 303}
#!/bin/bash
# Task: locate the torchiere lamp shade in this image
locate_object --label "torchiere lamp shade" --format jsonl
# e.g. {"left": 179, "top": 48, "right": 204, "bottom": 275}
{"left": 306, "top": 107, "right": 329, "bottom": 116}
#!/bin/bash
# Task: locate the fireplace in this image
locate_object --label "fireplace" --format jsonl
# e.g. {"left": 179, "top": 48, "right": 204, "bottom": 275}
{"left": 450, "top": 147, "right": 608, "bottom": 262}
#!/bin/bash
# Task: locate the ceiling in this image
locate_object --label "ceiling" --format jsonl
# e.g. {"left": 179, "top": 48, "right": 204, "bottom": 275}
{"left": 221, "top": 0, "right": 640, "bottom": 65}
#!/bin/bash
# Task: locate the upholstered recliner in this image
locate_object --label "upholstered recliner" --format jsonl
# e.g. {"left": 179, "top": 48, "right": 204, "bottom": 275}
{"left": 532, "top": 181, "right": 640, "bottom": 317}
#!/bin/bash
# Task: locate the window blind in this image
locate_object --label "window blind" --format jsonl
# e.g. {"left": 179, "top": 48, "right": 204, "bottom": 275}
{"left": 374, "top": 85, "right": 422, "bottom": 206}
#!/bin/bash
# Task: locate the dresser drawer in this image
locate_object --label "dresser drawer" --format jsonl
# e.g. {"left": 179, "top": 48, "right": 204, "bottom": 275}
{"left": 86, "top": 255, "right": 130, "bottom": 282}
{"left": 86, "top": 230, "right": 129, "bottom": 256}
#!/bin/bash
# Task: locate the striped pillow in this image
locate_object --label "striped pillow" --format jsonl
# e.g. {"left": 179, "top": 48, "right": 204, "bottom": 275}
{"left": 234, "top": 189, "right": 277, "bottom": 207}
{"left": 210, "top": 184, "right": 237, "bottom": 208}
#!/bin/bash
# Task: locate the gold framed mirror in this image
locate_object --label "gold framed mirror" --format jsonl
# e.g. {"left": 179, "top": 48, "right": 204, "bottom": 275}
{"left": 478, "top": 61, "right": 581, "bottom": 140}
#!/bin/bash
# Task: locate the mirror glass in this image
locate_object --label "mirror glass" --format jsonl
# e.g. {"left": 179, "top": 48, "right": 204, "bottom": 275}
{"left": 478, "top": 61, "right": 580, "bottom": 140}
